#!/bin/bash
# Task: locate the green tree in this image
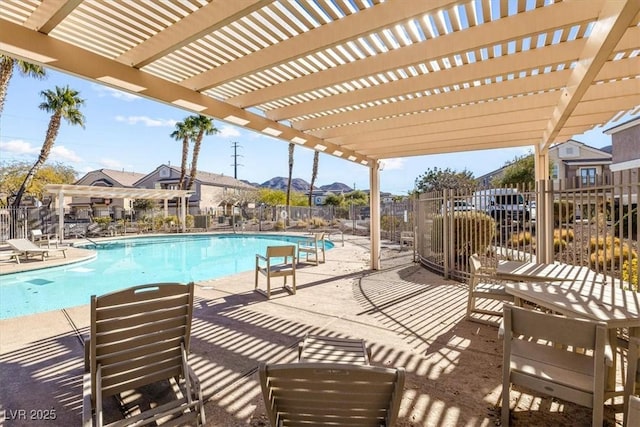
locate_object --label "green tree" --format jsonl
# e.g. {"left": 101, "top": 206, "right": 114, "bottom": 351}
{"left": 132, "top": 199, "right": 156, "bottom": 212}
{"left": 0, "top": 55, "right": 46, "bottom": 116}
{"left": 493, "top": 153, "right": 536, "bottom": 187}
{"left": 258, "top": 188, "right": 287, "bottom": 205}
{"left": 186, "top": 115, "right": 218, "bottom": 190}
{"left": 308, "top": 151, "right": 319, "bottom": 207}
{"left": 12, "top": 86, "right": 85, "bottom": 208}
{"left": 344, "top": 190, "right": 369, "bottom": 206}
{"left": 0, "top": 161, "right": 76, "bottom": 206}
{"left": 170, "top": 116, "right": 196, "bottom": 190}
{"left": 414, "top": 167, "right": 476, "bottom": 194}
{"left": 323, "top": 192, "right": 344, "bottom": 206}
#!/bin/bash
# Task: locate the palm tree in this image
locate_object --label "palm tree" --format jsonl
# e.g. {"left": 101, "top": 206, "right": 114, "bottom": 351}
{"left": 186, "top": 115, "right": 218, "bottom": 190}
{"left": 12, "top": 86, "right": 85, "bottom": 208}
{"left": 170, "top": 117, "right": 196, "bottom": 190}
{"left": 308, "top": 150, "right": 319, "bottom": 207}
{"left": 285, "top": 143, "right": 295, "bottom": 223}
{"left": 0, "top": 55, "right": 47, "bottom": 116}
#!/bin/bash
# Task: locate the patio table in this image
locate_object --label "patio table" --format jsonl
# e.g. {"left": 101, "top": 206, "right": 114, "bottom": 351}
{"left": 496, "top": 260, "right": 615, "bottom": 286}
{"left": 504, "top": 280, "right": 640, "bottom": 399}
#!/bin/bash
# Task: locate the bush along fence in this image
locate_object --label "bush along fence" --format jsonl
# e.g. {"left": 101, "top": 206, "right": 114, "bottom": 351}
{"left": 415, "top": 169, "right": 639, "bottom": 292}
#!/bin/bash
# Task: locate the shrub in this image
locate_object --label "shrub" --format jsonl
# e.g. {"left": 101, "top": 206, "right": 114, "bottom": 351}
{"left": 186, "top": 214, "right": 194, "bottom": 228}
{"left": 94, "top": 217, "right": 111, "bottom": 228}
{"left": 622, "top": 258, "right": 638, "bottom": 292}
{"left": 553, "top": 238, "right": 567, "bottom": 252}
{"left": 310, "top": 216, "right": 328, "bottom": 228}
{"left": 589, "top": 236, "right": 620, "bottom": 251}
{"left": 274, "top": 220, "right": 285, "bottom": 231}
{"left": 510, "top": 231, "right": 532, "bottom": 246}
{"left": 553, "top": 200, "right": 575, "bottom": 226}
{"left": 381, "top": 215, "right": 400, "bottom": 231}
{"left": 431, "top": 211, "right": 496, "bottom": 257}
{"left": 553, "top": 228, "right": 574, "bottom": 242}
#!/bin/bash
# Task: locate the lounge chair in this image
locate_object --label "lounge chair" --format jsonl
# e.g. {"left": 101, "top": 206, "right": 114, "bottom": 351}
{"left": 255, "top": 245, "right": 296, "bottom": 299}
{"left": 624, "top": 336, "right": 639, "bottom": 427}
{"left": 30, "top": 228, "right": 59, "bottom": 248}
{"left": 6, "top": 238, "right": 67, "bottom": 261}
{"left": 399, "top": 231, "right": 414, "bottom": 250}
{"left": 501, "top": 305, "right": 612, "bottom": 427}
{"left": 82, "top": 282, "right": 205, "bottom": 427}
{"left": 259, "top": 362, "right": 405, "bottom": 426}
{"left": 298, "top": 334, "right": 371, "bottom": 365}
{"left": 297, "top": 232, "right": 326, "bottom": 265}
{"left": 467, "top": 254, "right": 512, "bottom": 325}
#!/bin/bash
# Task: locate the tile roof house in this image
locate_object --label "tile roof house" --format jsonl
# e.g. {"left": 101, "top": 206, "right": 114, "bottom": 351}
{"left": 73, "top": 169, "right": 147, "bottom": 219}
{"left": 134, "top": 164, "right": 256, "bottom": 216}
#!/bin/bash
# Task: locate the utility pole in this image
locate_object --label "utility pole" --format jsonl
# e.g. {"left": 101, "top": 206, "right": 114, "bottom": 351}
{"left": 230, "top": 141, "right": 243, "bottom": 179}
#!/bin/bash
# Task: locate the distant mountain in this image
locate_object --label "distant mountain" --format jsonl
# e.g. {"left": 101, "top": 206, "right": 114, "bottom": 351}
{"left": 260, "top": 177, "right": 353, "bottom": 193}
{"left": 320, "top": 182, "right": 353, "bottom": 192}
{"left": 260, "top": 177, "right": 311, "bottom": 192}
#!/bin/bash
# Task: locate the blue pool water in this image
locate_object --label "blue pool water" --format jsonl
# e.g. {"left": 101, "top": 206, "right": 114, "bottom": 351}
{"left": 0, "top": 234, "right": 333, "bottom": 319}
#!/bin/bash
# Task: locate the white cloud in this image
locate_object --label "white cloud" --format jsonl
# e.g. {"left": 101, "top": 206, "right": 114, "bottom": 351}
{"left": 50, "top": 146, "right": 82, "bottom": 162}
{"left": 0, "top": 139, "right": 38, "bottom": 155}
{"left": 92, "top": 84, "right": 140, "bottom": 101}
{"left": 218, "top": 125, "right": 241, "bottom": 138}
{"left": 115, "top": 115, "right": 177, "bottom": 127}
{"left": 0, "top": 139, "right": 81, "bottom": 162}
{"left": 380, "top": 158, "right": 405, "bottom": 171}
{"left": 98, "top": 158, "right": 127, "bottom": 169}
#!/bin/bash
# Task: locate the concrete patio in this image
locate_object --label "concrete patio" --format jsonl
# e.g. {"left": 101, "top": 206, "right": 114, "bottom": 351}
{"left": 0, "top": 235, "right": 623, "bottom": 426}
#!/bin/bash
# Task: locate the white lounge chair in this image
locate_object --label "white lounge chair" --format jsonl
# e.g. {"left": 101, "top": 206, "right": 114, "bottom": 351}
{"left": 6, "top": 238, "right": 67, "bottom": 261}
{"left": 297, "top": 232, "right": 326, "bottom": 265}
{"left": 83, "top": 282, "right": 205, "bottom": 426}
{"left": 467, "top": 254, "right": 513, "bottom": 325}
{"left": 501, "top": 305, "right": 612, "bottom": 427}
{"left": 260, "top": 362, "right": 404, "bottom": 427}
{"left": 255, "top": 245, "right": 296, "bottom": 299}
{"left": 30, "top": 229, "right": 59, "bottom": 248}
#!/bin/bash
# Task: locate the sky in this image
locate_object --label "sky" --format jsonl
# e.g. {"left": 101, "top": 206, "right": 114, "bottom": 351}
{"left": 0, "top": 68, "right": 635, "bottom": 195}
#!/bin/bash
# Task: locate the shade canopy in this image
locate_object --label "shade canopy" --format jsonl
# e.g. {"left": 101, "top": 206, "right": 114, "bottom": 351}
{"left": 44, "top": 184, "right": 192, "bottom": 200}
{"left": 1, "top": 0, "right": 638, "bottom": 168}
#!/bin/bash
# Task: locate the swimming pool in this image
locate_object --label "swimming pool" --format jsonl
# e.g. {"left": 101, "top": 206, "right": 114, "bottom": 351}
{"left": 0, "top": 234, "right": 333, "bottom": 319}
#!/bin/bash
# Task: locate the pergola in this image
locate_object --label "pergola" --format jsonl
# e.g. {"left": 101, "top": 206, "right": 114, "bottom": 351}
{"left": 45, "top": 184, "right": 193, "bottom": 236}
{"left": 2, "top": 0, "right": 638, "bottom": 268}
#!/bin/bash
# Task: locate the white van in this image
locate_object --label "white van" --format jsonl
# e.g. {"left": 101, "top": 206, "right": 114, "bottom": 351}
{"left": 472, "top": 188, "right": 529, "bottom": 223}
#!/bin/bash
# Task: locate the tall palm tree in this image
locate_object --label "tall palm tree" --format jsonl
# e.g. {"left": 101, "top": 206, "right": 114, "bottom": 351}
{"left": 12, "top": 86, "right": 85, "bottom": 208}
{"left": 186, "top": 115, "right": 218, "bottom": 190}
{"left": 0, "top": 55, "right": 47, "bottom": 116}
{"left": 170, "top": 117, "right": 196, "bottom": 190}
{"left": 308, "top": 150, "right": 319, "bottom": 207}
{"left": 285, "top": 143, "right": 295, "bottom": 225}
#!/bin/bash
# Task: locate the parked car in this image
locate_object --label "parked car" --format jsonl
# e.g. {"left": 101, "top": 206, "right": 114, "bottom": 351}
{"left": 471, "top": 188, "right": 529, "bottom": 223}
{"left": 441, "top": 200, "right": 474, "bottom": 214}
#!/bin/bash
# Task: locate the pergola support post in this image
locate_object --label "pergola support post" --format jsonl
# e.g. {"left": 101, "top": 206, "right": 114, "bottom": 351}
{"left": 369, "top": 161, "right": 381, "bottom": 270}
{"left": 534, "top": 145, "right": 553, "bottom": 264}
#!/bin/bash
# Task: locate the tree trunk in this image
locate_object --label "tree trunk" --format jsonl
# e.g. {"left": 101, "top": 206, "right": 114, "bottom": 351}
{"left": 187, "top": 131, "right": 204, "bottom": 190}
{"left": 12, "top": 114, "right": 60, "bottom": 208}
{"left": 309, "top": 151, "right": 319, "bottom": 207}
{"left": 0, "top": 57, "right": 15, "bottom": 116}
{"left": 179, "top": 137, "right": 189, "bottom": 190}
{"left": 286, "top": 143, "right": 294, "bottom": 226}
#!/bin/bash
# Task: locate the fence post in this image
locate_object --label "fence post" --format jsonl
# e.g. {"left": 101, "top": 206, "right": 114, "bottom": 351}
{"left": 443, "top": 189, "right": 451, "bottom": 279}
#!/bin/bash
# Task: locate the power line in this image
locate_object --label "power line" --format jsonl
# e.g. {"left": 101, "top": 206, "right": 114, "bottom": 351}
{"left": 230, "top": 141, "right": 243, "bottom": 179}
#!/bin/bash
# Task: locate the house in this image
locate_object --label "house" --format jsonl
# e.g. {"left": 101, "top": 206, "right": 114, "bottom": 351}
{"left": 476, "top": 140, "right": 613, "bottom": 190}
{"left": 548, "top": 139, "right": 612, "bottom": 189}
{"left": 605, "top": 116, "right": 640, "bottom": 173}
{"left": 134, "top": 164, "right": 256, "bottom": 216}
{"left": 604, "top": 116, "right": 639, "bottom": 207}
{"left": 73, "top": 169, "right": 147, "bottom": 219}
